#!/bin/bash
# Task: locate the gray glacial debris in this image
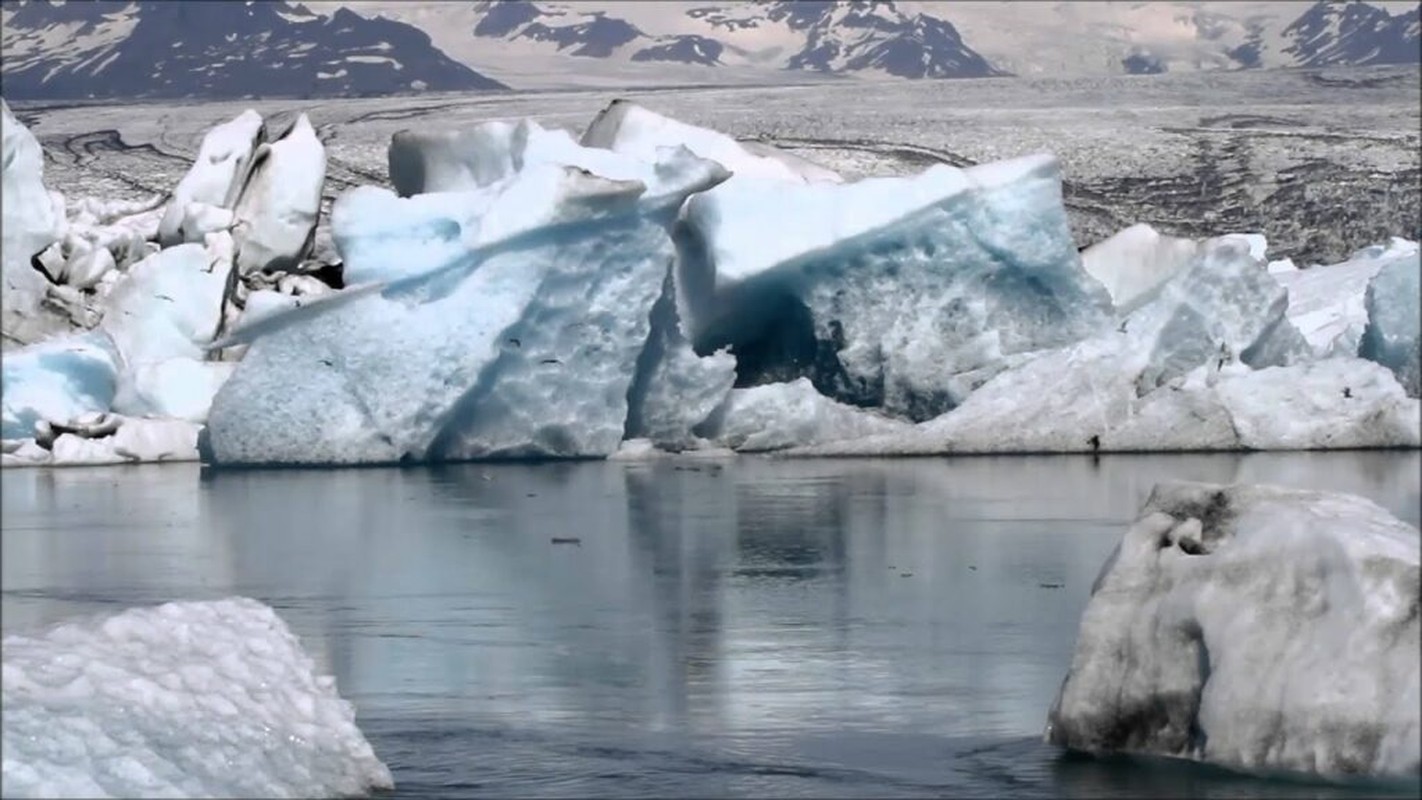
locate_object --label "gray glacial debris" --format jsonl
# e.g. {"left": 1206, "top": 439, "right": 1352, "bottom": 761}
{"left": 1047, "top": 481, "right": 1420, "bottom": 780}
{"left": 675, "top": 154, "right": 1114, "bottom": 422}
{"left": 1359, "top": 253, "right": 1421, "bottom": 398}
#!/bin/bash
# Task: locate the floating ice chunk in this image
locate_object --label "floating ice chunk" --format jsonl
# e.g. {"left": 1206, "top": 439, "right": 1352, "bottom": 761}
{"left": 1266, "top": 257, "right": 1297, "bottom": 274}
{"left": 1047, "top": 482, "right": 1420, "bottom": 779}
{"left": 157, "top": 109, "right": 262, "bottom": 247}
{"left": 230, "top": 113, "right": 326, "bottom": 275}
{"left": 1359, "top": 253, "right": 1421, "bottom": 397}
{"left": 1, "top": 598, "right": 393, "bottom": 797}
{"left": 205, "top": 155, "right": 727, "bottom": 466}
{"left": 676, "top": 154, "right": 1113, "bottom": 421}
{"left": 622, "top": 270, "right": 737, "bottom": 449}
{"left": 705, "top": 377, "right": 912, "bottom": 453}
{"left": 580, "top": 99, "right": 842, "bottom": 184}
{"left": 1219, "top": 232, "right": 1267, "bottom": 263}
{"left": 2, "top": 98, "right": 68, "bottom": 347}
{"left": 1080, "top": 223, "right": 1203, "bottom": 311}
{"left": 0, "top": 332, "right": 120, "bottom": 441}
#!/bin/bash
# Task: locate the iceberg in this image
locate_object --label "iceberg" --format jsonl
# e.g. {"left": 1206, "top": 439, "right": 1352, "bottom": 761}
{"left": 790, "top": 238, "right": 1416, "bottom": 455}
{"left": 204, "top": 149, "right": 728, "bottom": 466}
{"left": 229, "top": 113, "right": 326, "bottom": 275}
{"left": 1, "top": 598, "right": 393, "bottom": 797}
{"left": 2, "top": 98, "right": 69, "bottom": 348}
{"left": 156, "top": 109, "right": 262, "bottom": 247}
{"left": 580, "top": 99, "right": 843, "bottom": 185}
{"left": 1359, "top": 253, "right": 1421, "bottom": 398}
{"left": 1046, "top": 482, "right": 1420, "bottom": 779}
{"left": 675, "top": 154, "right": 1113, "bottom": 421}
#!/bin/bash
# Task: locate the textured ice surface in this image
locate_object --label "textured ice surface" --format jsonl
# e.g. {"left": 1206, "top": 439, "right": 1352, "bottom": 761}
{"left": 1080, "top": 223, "right": 1203, "bottom": 311}
{"left": 622, "top": 270, "right": 737, "bottom": 449}
{"left": 2, "top": 98, "right": 68, "bottom": 347}
{"left": 791, "top": 238, "right": 1416, "bottom": 455}
{"left": 705, "top": 377, "right": 912, "bottom": 453}
{"left": 230, "top": 113, "right": 326, "bottom": 275}
{"left": 676, "top": 154, "right": 1113, "bottom": 421}
{"left": 1275, "top": 251, "right": 1391, "bottom": 359}
{"left": 580, "top": 99, "right": 842, "bottom": 184}
{"left": 1359, "top": 253, "right": 1421, "bottom": 398}
{"left": 157, "top": 109, "right": 262, "bottom": 247}
{"left": 349, "top": 119, "right": 727, "bottom": 285}
{"left": 1, "top": 332, "right": 120, "bottom": 440}
{"left": 205, "top": 153, "right": 727, "bottom": 465}
{"left": 1047, "top": 482, "right": 1421, "bottom": 779}
{"left": 1, "top": 597, "right": 393, "bottom": 797}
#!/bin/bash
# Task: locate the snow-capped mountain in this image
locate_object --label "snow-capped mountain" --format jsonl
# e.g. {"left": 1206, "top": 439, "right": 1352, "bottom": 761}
{"left": 0, "top": 0, "right": 508, "bottom": 102}
{"left": 1276, "top": 0, "right": 1419, "bottom": 67}
{"left": 465, "top": 0, "right": 1006, "bottom": 78}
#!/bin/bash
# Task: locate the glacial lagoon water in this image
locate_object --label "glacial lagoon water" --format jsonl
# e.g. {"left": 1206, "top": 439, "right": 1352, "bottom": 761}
{"left": 3, "top": 451, "right": 1419, "bottom": 798}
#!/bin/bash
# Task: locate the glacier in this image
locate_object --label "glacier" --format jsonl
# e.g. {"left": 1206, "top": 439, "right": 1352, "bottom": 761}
{"left": 2, "top": 597, "right": 393, "bottom": 798}
{"left": 2, "top": 97, "right": 1420, "bottom": 467}
{"left": 1047, "top": 481, "right": 1420, "bottom": 779}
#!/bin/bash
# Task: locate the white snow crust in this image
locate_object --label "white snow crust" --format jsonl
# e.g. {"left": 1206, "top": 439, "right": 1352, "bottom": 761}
{"left": 1, "top": 597, "right": 393, "bottom": 798}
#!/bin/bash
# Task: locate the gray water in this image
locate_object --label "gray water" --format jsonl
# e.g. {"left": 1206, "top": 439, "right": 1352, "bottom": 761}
{"left": 3, "top": 451, "right": 1419, "bottom": 798}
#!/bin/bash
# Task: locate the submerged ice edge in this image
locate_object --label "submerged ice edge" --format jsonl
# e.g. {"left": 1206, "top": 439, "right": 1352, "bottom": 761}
{"left": 3, "top": 97, "right": 1419, "bottom": 469}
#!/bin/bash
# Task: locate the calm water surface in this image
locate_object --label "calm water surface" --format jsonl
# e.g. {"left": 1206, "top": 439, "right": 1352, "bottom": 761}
{"left": 3, "top": 452, "right": 1419, "bottom": 798}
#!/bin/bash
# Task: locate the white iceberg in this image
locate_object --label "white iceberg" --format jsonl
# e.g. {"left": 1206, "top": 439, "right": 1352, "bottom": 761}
{"left": 705, "top": 377, "right": 912, "bottom": 453}
{"left": 1079, "top": 223, "right": 1204, "bottom": 311}
{"left": 1, "top": 597, "right": 393, "bottom": 797}
{"left": 580, "top": 99, "right": 843, "bottom": 185}
{"left": 2, "top": 98, "right": 69, "bottom": 348}
{"left": 229, "top": 113, "right": 326, "bottom": 275}
{"left": 157, "top": 109, "right": 263, "bottom": 247}
{"left": 675, "top": 153, "right": 1113, "bottom": 421}
{"left": 1046, "top": 481, "right": 1420, "bottom": 779}
{"left": 204, "top": 151, "right": 728, "bottom": 466}
{"left": 1359, "top": 253, "right": 1421, "bottom": 398}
